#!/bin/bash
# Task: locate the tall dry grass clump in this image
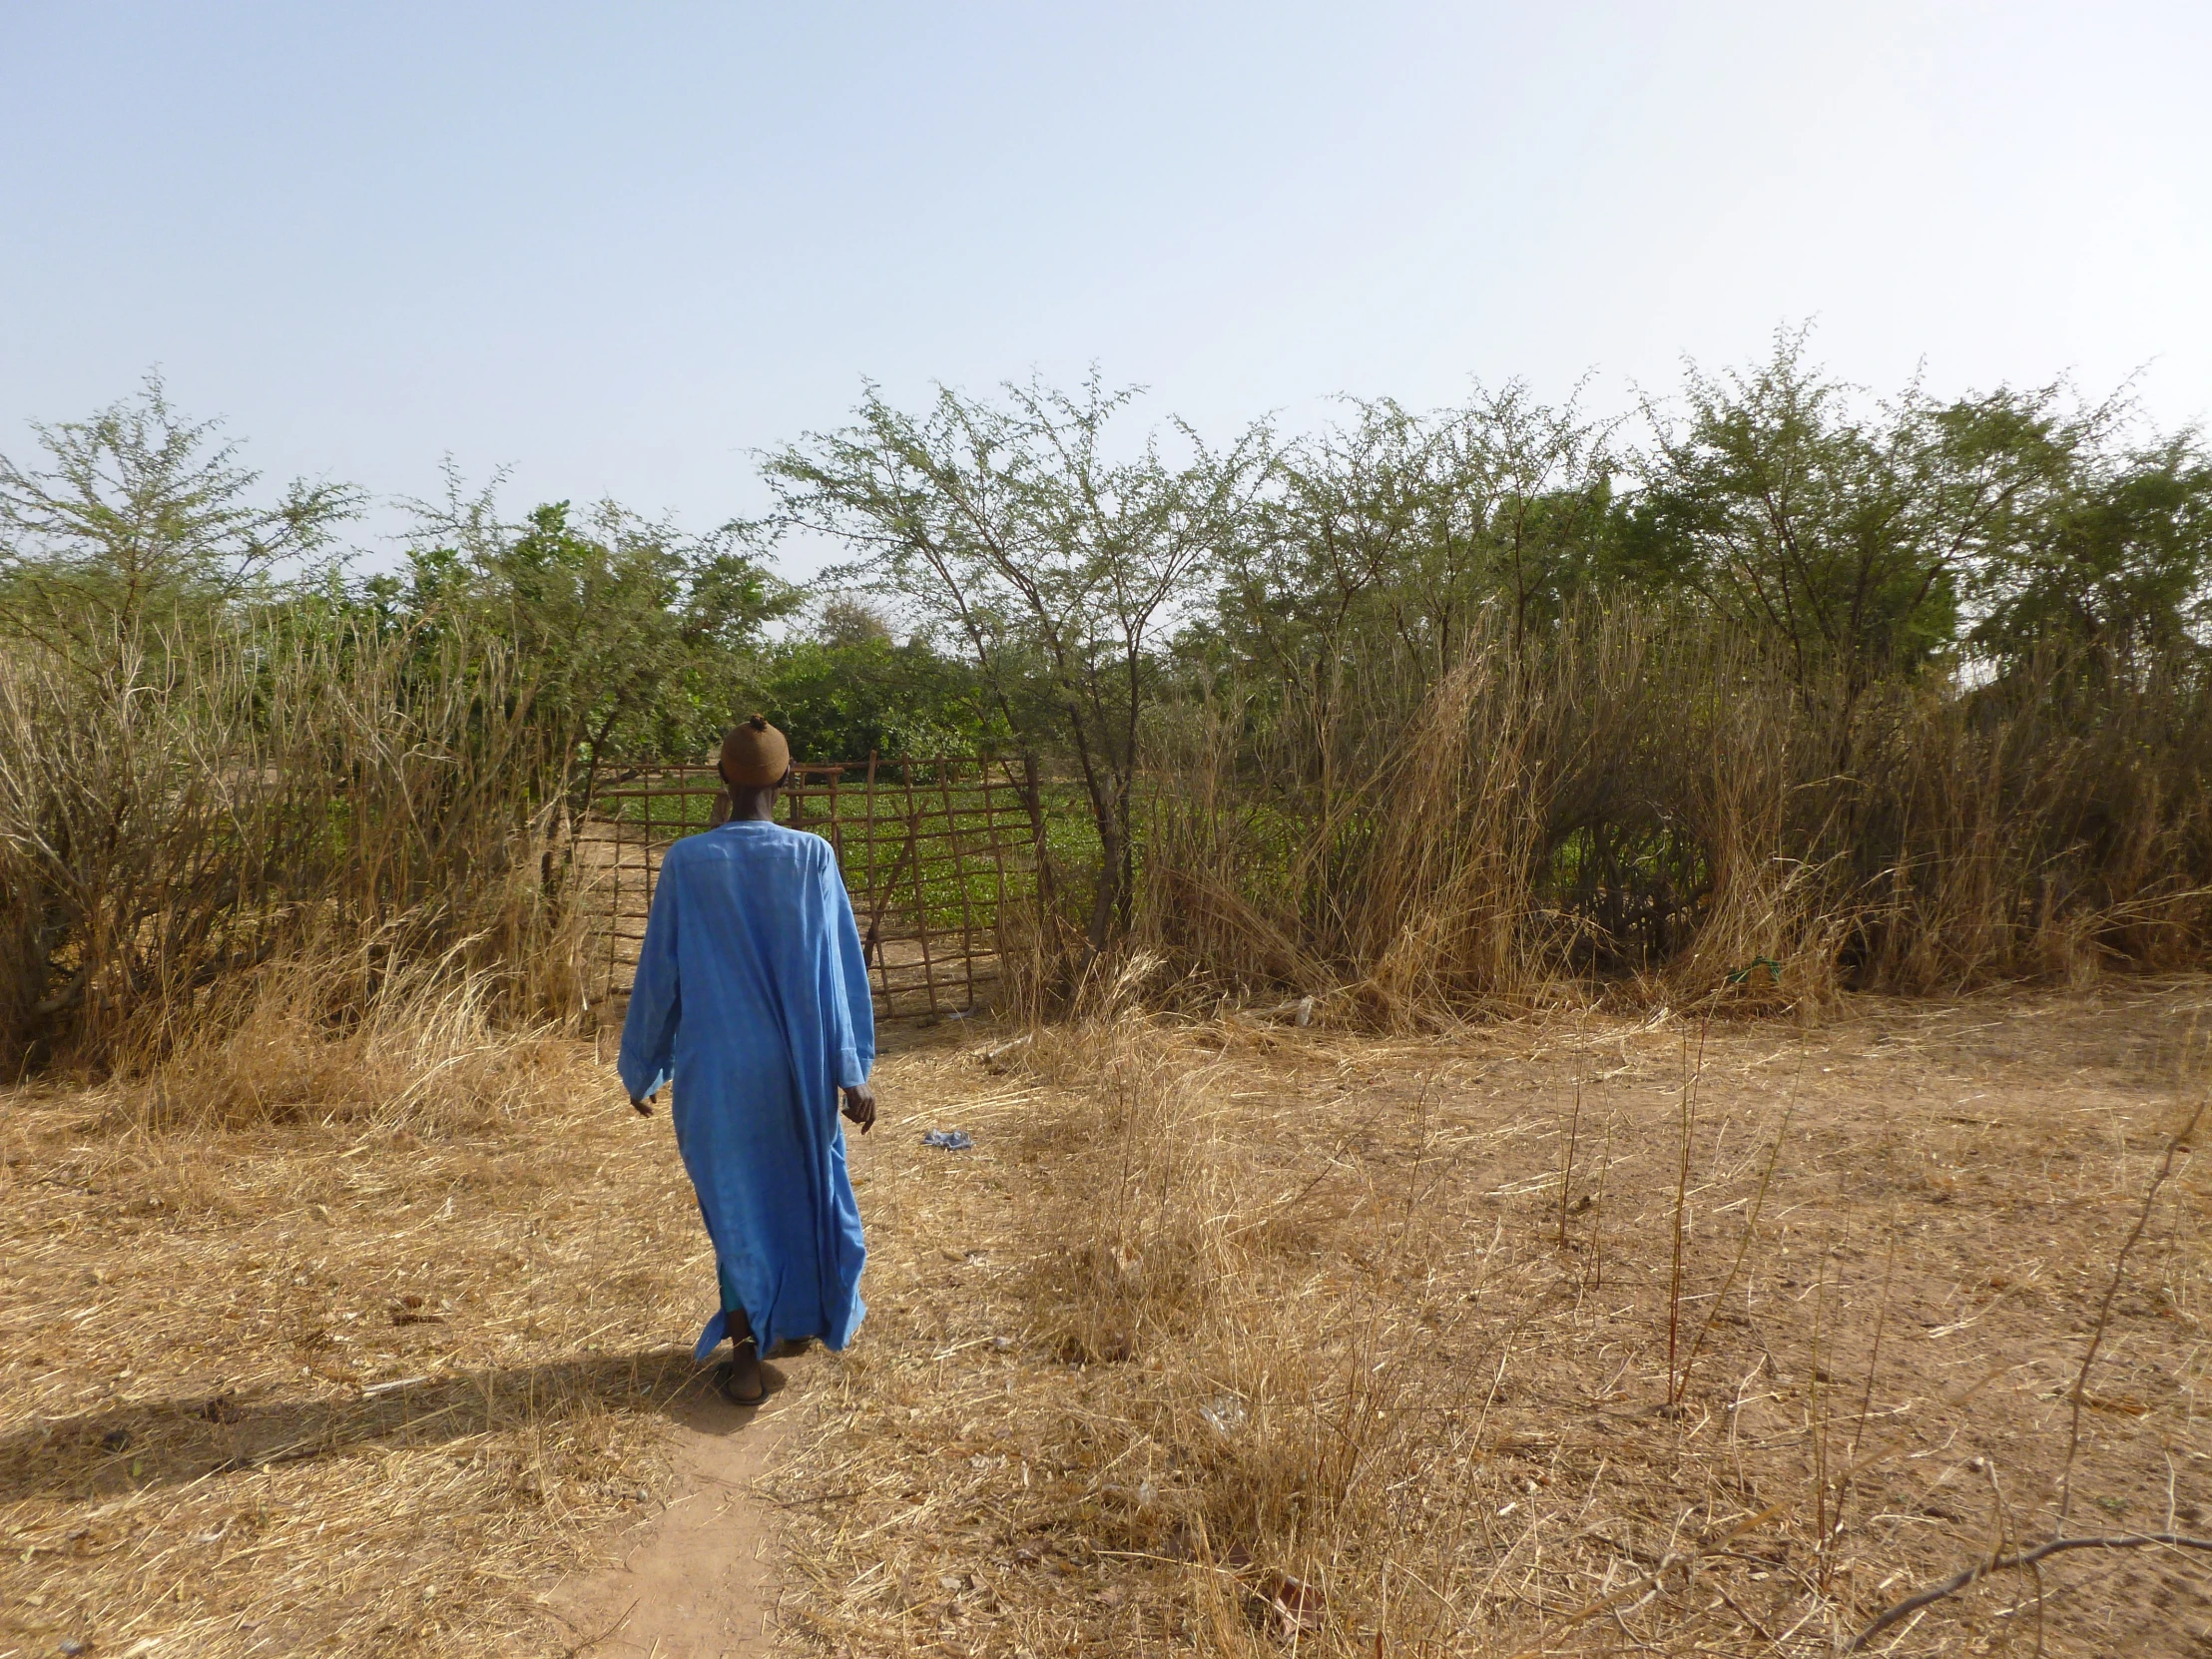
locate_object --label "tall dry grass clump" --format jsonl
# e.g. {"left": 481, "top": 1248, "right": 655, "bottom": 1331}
{"left": 1343, "top": 644, "right": 1552, "bottom": 1021}
{"left": 1138, "top": 606, "right": 2212, "bottom": 1021}
{"left": 120, "top": 947, "right": 578, "bottom": 1133}
{"left": 1845, "top": 658, "right": 2212, "bottom": 990}
{"left": 1020, "top": 1009, "right": 1243, "bottom": 1368}
{"left": 1005, "top": 1013, "right": 1499, "bottom": 1650}
{"left": 0, "top": 615, "right": 596, "bottom": 1082}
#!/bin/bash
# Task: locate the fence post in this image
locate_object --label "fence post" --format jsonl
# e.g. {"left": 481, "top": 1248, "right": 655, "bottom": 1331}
{"left": 902, "top": 761, "right": 939, "bottom": 1019}
{"left": 940, "top": 757, "right": 980, "bottom": 1012}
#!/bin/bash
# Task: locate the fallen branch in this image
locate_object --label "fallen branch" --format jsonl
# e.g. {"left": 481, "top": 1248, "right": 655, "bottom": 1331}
{"left": 1849, "top": 1532, "right": 2212, "bottom": 1651}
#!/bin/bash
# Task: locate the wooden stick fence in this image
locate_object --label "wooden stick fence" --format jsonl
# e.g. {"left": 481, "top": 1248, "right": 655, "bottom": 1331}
{"left": 577, "top": 755, "right": 1048, "bottom": 1020}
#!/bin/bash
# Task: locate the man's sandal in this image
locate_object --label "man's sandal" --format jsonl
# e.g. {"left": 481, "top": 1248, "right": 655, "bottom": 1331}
{"left": 718, "top": 1336, "right": 767, "bottom": 1407}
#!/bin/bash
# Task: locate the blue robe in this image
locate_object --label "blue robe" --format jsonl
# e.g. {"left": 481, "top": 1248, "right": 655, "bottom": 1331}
{"left": 617, "top": 820, "right": 874, "bottom": 1360}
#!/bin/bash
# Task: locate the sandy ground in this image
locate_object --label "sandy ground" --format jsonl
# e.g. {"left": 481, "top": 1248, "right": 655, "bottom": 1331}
{"left": 4, "top": 982, "right": 2209, "bottom": 1655}
{"left": 549, "top": 1357, "right": 815, "bottom": 1659}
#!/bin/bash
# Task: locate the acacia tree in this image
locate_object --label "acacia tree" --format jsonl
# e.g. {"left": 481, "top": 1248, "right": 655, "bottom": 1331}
{"left": 1623, "top": 334, "right": 2212, "bottom": 697}
{"left": 0, "top": 383, "right": 364, "bottom": 1056}
{"left": 0, "top": 375, "right": 361, "bottom": 657}
{"left": 765, "top": 375, "right": 1266, "bottom": 950}
{"left": 1962, "top": 424, "right": 2212, "bottom": 668}
{"left": 1625, "top": 332, "right": 2100, "bottom": 702}
{"left": 1216, "top": 384, "right": 1614, "bottom": 691}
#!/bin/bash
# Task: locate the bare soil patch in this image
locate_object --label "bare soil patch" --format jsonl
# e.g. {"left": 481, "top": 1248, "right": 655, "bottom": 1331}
{"left": 549, "top": 1366, "right": 810, "bottom": 1658}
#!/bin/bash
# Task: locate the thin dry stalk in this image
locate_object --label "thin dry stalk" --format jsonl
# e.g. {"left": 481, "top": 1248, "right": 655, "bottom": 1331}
{"left": 1832, "top": 1218, "right": 1903, "bottom": 1574}
{"left": 1809, "top": 1219, "right": 1839, "bottom": 1590}
{"left": 1663, "top": 1015, "right": 1714, "bottom": 1405}
{"left": 1586, "top": 1109, "right": 1614, "bottom": 1294}
{"left": 1556, "top": 1077, "right": 1582, "bottom": 1249}
{"left": 2055, "top": 1095, "right": 2208, "bottom": 1535}
{"left": 1670, "top": 1066, "right": 1798, "bottom": 1406}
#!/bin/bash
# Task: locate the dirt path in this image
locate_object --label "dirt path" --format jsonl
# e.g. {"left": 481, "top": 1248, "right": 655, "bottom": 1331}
{"left": 549, "top": 1351, "right": 820, "bottom": 1658}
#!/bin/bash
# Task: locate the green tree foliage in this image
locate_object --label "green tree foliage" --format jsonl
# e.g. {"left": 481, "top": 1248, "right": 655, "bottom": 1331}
{"left": 1627, "top": 337, "right": 1961, "bottom": 694}
{"left": 765, "top": 376, "right": 1266, "bottom": 947}
{"left": 760, "top": 599, "right": 1006, "bottom": 760}
{"left": 10, "top": 348, "right": 2207, "bottom": 1004}
{"left": 1965, "top": 429, "right": 2212, "bottom": 666}
{"left": 0, "top": 375, "right": 362, "bottom": 655}
{"left": 1210, "top": 383, "right": 1614, "bottom": 725}
{"left": 366, "top": 479, "right": 798, "bottom": 785}
{"left": 1620, "top": 333, "right": 2212, "bottom": 692}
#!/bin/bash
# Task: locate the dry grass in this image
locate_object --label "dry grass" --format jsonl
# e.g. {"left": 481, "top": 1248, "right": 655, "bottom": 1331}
{"left": 0, "top": 1016, "right": 722, "bottom": 1657}
{"left": 1138, "top": 608, "right": 2212, "bottom": 1019}
{"left": 0, "top": 617, "right": 595, "bottom": 1077}
{"left": 9, "top": 979, "right": 2209, "bottom": 1656}
{"left": 116, "top": 955, "right": 583, "bottom": 1135}
{"left": 769, "top": 979, "right": 2212, "bottom": 1656}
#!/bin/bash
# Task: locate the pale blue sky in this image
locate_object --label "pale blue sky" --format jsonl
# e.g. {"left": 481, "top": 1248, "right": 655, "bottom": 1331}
{"left": 4, "top": 2, "right": 2207, "bottom": 569}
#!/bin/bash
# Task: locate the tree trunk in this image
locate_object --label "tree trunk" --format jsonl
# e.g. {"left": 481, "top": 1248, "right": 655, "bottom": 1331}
{"left": 1087, "top": 790, "right": 1125, "bottom": 953}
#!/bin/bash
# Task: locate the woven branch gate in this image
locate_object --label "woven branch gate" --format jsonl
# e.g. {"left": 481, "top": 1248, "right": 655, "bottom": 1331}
{"left": 578, "top": 755, "right": 1049, "bottom": 1020}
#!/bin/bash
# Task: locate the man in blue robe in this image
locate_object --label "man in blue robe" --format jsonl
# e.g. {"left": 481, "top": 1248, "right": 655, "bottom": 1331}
{"left": 619, "top": 717, "right": 877, "bottom": 1405}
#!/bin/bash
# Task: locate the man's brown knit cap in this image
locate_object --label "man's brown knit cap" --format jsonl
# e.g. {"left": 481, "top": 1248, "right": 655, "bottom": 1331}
{"left": 719, "top": 716, "right": 792, "bottom": 787}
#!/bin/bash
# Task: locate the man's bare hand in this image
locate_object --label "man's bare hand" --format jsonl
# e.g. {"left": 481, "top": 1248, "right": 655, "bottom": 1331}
{"left": 632, "top": 1091, "right": 657, "bottom": 1116}
{"left": 840, "top": 1083, "right": 876, "bottom": 1135}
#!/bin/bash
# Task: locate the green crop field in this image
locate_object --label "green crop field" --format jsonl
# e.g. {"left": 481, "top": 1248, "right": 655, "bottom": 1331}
{"left": 586, "top": 764, "right": 1100, "bottom": 935}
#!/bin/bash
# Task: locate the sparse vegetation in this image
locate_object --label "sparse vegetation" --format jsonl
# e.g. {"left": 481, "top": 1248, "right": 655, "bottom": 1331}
{"left": 9, "top": 340, "right": 2212, "bottom": 1073}
{"left": 770, "top": 985, "right": 2212, "bottom": 1657}
{"left": 5, "top": 344, "right": 2211, "bottom": 1655}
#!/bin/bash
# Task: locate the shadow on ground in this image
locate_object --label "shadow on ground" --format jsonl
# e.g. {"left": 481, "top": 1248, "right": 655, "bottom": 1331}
{"left": 0, "top": 1346, "right": 796, "bottom": 1500}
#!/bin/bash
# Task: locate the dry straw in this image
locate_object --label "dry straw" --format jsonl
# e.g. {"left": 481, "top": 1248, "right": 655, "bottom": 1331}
{"left": 0, "top": 998, "right": 715, "bottom": 1657}
{"left": 1136, "top": 605, "right": 2212, "bottom": 1025}
{"left": 765, "top": 981, "right": 2212, "bottom": 1656}
{"left": 9, "top": 968, "right": 2208, "bottom": 1653}
{"left": 0, "top": 614, "right": 598, "bottom": 1080}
